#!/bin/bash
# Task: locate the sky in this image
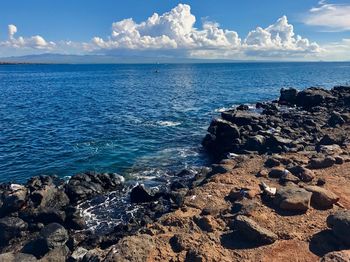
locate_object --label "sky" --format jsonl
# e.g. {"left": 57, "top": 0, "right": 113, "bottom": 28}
{"left": 0, "top": 0, "right": 349, "bottom": 61}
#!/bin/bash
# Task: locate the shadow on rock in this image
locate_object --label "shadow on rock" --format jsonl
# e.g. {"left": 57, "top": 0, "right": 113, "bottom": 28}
{"left": 220, "top": 231, "right": 264, "bottom": 250}
{"left": 309, "top": 229, "right": 345, "bottom": 257}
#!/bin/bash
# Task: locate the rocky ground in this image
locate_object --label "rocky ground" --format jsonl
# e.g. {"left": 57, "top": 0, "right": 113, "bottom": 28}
{"left": 0, "top": 86, "right": 350, "bottom": 261}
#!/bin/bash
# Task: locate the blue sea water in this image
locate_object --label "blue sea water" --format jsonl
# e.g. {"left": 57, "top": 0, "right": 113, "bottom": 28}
{"left": 0, "top": 62, "right": 350, "bottom": 183}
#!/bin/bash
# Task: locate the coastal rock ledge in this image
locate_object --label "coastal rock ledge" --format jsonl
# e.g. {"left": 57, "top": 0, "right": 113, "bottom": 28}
{"left": 0, "top": 85, "right": 350, "bottom": 261}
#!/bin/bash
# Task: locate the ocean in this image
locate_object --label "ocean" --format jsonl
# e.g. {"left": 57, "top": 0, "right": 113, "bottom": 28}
{"left": 1, "top": 62, "right": 349, "bottom": 183}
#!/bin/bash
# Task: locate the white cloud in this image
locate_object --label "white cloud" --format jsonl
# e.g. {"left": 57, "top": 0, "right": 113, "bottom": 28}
{"left": 0, "top": 24, "right": 55, "bottom": 50}
{"left": 90, "top": 4, "right": 241, "bottom": 51}
{"left": 304, "top": 1, "right": 350, "bottom": 31}
{"left": 88, "top": 4, "right": 320, "bottom": 59}
{"left": 318, "top": 38, "right": 350, "bottom": 61}
{"left": 243, "top": 16, "right": 321, "bottom": 57}
{"left": 2, "top": 4, "right": 338, "bottom": 60}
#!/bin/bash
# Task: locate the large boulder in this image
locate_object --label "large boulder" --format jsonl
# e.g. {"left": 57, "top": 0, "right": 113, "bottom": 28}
{"left": 233, "top": 215, "right": 278, "bottom": 245}
{"left": 279, "top": 88, "right": 298, "bottom": 105}
{"left": 0, "top": 184, "right": 28, "bottom": 214}
{"left": 244, "top": 135, "right": 266, "bottom": 151}
{"left": 65, "top": 172, "right": 124, "bottom": 203}
{"left": 202, "top": 118, "right": 241, "bottom": 156}
{"left": 208, "top": 118, "right": 240, "bottom": 139}
{"left": 308, "top": 157, "right": 336, "bottom": 169}
{"left": 287, "top": 166, "right": 315, "bottom": 182}
{"left": 0, "top": 216, "right": 27, "bottom": 246}
{"left": 30, "top": 185, "right": 70, "bottom": 209}
{"left": 295, "top": 88, "right": 335, "bottom": 108}
{"left": 19, "top": 207, "right": 66, "bottom": 224}
{"left": 130, "top": 185, "right": 155, "bottom": 204}
{"left": 274, "top": 186, "right": 312, "bottom": 212}
{"left": 304, "top": 186, "right": 339, "bottom": 209}
{"left": 22, "top": 223, "right": 69, "bottom": 258}
{"left": 40, "top": 223, "right": 69, "bottom": 249}
{"left": 64, "top": 206, "right": 86, "bottom": 230}
{"left": 327, "top": 210, "right": 350, "bottom": 245}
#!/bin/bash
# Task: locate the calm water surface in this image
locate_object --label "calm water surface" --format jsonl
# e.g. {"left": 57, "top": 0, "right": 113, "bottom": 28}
{"left": 0, "top": 62, "right": 349, "bottom": 183}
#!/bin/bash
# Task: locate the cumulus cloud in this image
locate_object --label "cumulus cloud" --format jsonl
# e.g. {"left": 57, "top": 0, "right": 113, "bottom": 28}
{"left": 304, "top": 1, "right": 350, "bottom": 31}
{"left": 88, "top": 4, "right": 320, "bottom": 59}
{"left": 0, "top": 4, "right": 327, "bottom": 59}
{"left": 90, "top": 4, "right": 241, "bottom": 51}
{"left": 244, "top": 16, "right": 321, "bottom": 57}
{"left": 0, "top": 24, "right": 55, "bottom": 50}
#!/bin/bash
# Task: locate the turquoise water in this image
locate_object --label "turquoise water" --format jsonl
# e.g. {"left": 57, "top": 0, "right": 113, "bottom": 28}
{"left": 0, "top": 62, "right": 349, "bottom": 183}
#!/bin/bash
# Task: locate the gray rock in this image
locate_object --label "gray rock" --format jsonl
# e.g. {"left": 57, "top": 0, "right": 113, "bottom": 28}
{"left": 309, "top": 156, "right": 336, "bottom": 169}
{"left": 69, "top": 247, "right": 88, "bottom": 262}
{"left": 319, "top": 144, "right": 343, "bottom": 155}
{"left": 274, "top": 186, "right": 312, "bottom": 212}
{"left": 269, "top": 167, "right": 289, "bottom": 178}
{"left": 0, "top": 216, "right": 27, "bottom": 246}
{"left": 279, "top": 88, "right": 298, "bottom": 105}
{"left": 40, "top": 223, "right": 69, "bottom": 249}
{"left": 296, "top": 88, "right": 335, "bottom": 108}
{"left": 212, "top": 118, "right": 240, "bottom": 138}
{"left": 327, "top": 210, "right": 350, "bottom": 245}
{"left": 244, "top": 135, "right": 266, "bottom": 151}
{"left": 233, "top": 215, "right": 278, "bottom": 245}
{"left": 1, "top": 184, "right": 28, "bottom": 214}
{"left": 221, "top": 110, "right": 262, "bottom": 126}
{"left": 65, "top": 206, "right": 86, "bottom": 230}
{"left": 328, "top": 112, "right": 345, "bottom": 127}
{"left": 19, "top": 207, "right": 67, "bottom": 224}
{"left": 40, "top": 246, "right": 69, "bottom": 262}
{"left": 65, "top": 172, "right": 124, "bottom": 203}
{"left": 22, "top": 223, "right": 69, "bottom": 258}
{"left": 0, "top": 252, "right": 37, "bottom": 262}
{"left": 30, "top": 185, "right": 70, "bottom": 209}
{"left": 280, "top": 172, "right": 300, "bottom": 184}
{"left": 287, "top": 166, "right": 315, "bottom": 182}
{"left": 264, "top": 157, "right": 281, "bottom": 168}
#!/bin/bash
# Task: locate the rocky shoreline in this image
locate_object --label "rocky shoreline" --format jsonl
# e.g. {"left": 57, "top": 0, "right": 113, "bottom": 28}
{"left": 0, "top": 85, "right": 350, "bottom": 261}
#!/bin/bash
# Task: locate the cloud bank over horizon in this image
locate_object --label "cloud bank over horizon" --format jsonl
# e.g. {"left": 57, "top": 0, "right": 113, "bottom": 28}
{"left": 0, "top": 3, "right": 349, "bottom": 61}
{"left": 303, "top": 0, "right": 350, "bottom": 32}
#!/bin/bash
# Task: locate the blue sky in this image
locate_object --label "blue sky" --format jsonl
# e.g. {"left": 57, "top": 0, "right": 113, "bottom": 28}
{"left": 0, "top": 0, "right": 349, "bottom": 60}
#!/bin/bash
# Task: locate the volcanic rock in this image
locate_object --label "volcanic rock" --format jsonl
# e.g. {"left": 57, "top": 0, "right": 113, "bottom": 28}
{"left": 65, "top": 172, "right": 124, "bottom": 203}
{"left": 309, "top": 157, "right": 336, "bottom": 169}
{"left": 233, "top": 215, "right": 278, "bottom": 245}
{"left": 304, "top": 186, "right": 339, "bottom": 209}
{"left": 274, "top": 186, "right": 312, "bottom": 212}
{"left": 327, "top": 210, "right": 350, "bottom": 245}
{"left": 279, "top": 87, "right": 298, "bottom": 105}
{"left": 0, "top": 216, "right": 27, "bottom": 246}
{"left": 130, "top": 185, "right": 155, "bottom": 203}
